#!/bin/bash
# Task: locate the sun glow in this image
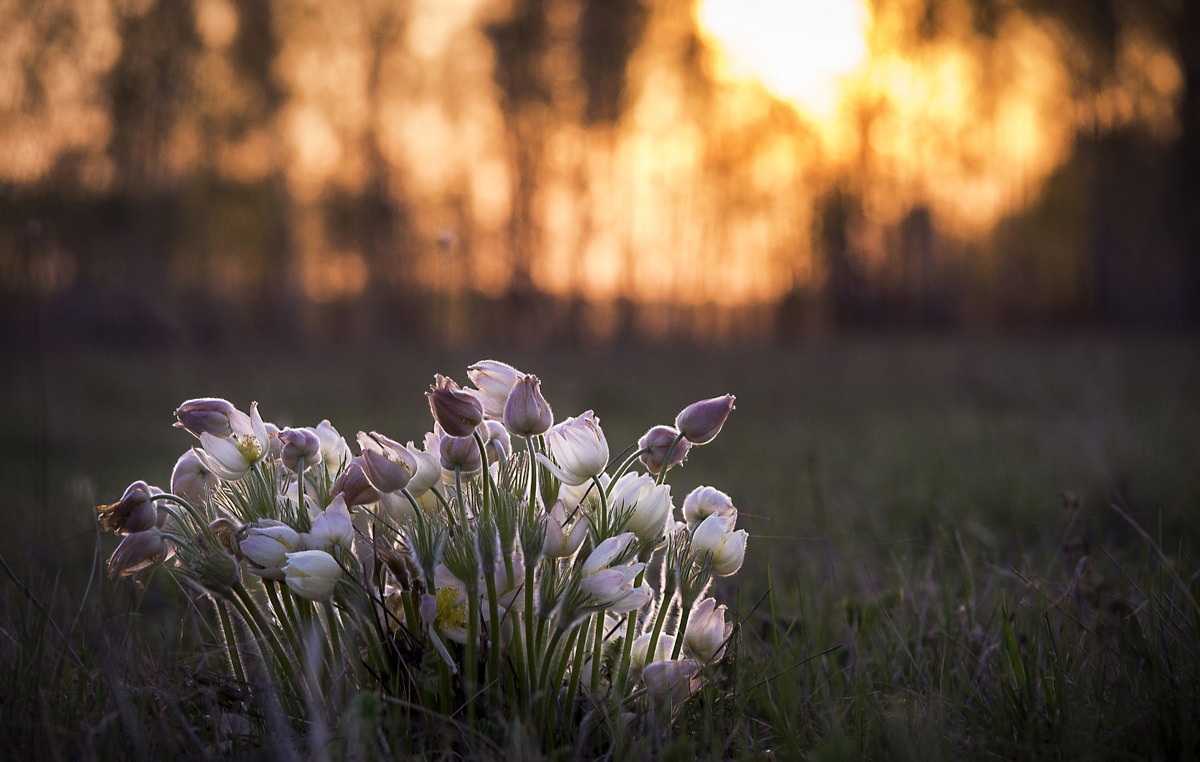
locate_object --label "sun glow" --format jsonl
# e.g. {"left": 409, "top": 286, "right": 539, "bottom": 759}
{"left": 696, "top": 0, "right": 870, "bottom": 120}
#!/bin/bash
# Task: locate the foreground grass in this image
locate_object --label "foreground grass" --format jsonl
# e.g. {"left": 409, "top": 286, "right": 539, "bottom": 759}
{"left": 2, "top": 334, "right": 1198, "bottom": 758}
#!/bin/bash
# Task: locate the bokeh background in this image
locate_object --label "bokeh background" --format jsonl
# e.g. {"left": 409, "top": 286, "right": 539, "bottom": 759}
{"left": 2, "top": 0, "right": 1199, "bottom": 591}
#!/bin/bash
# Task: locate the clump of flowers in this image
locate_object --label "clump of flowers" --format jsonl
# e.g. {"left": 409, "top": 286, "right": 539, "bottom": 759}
{"left": 96, "top": 361, "right": 744, "bottom": 750}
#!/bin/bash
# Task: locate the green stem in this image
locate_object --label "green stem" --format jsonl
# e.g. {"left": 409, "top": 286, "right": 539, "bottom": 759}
{"left": 483, "top": 569, "right": 502, "bottom": 705}
{"left": 525, "top": 435, "right": 538, "bottom": 509}
{"left": 606, "top": 447, "right": 650, "bottom": 496}
{"left": 655, "top": 433, "right": 686, "bottom": 486}
{"left": 215, "top": 597, "right": 248, "bottom": 688}
{"left": 589, "top": 610, "right": 605, "bottom": 695}
{"left": 465, "top": 588, "right": 480, "bottom": 725}
{"left": 670, "top": 605, "right": 692, "bottom": 659}
{"left": 473, "top": 431, "right": 491, "bottom": 522}
{"left": 645, "top": 587, "right": 674, "bottom": 669}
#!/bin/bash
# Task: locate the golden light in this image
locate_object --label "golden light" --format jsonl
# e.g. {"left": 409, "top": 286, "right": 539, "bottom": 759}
{"left": 696, "top": 0, "right": 870, "bottom": 120}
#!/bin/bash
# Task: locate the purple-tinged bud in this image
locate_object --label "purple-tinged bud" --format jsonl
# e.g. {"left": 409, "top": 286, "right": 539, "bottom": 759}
{"left": 439, "top": 433, "right": 482, "bottom": 473}
{"left": 106, "top": 528, "right": 168, "bottom": 577}
{"left": 638, "top": 425, "right": 692, "bottom": 475}
{"left": 674, "top": 394, "right": 735, "bottom": 446}
{"left": 359, "top": 438, "right": 416, "bottom": 493}
{"left": 174, "top": 398, "right": 237, "bottom": 439}
{"left": 95, "top": 481, "right": 158, "bottom": 535}
{"left": 280, "top": 428, "right": 321, "bottom": 473}
{"left": 171, "top": 449, "right": 218, "bottom": 505}
{"left": 330, "top": 457, "right": 381, "bottom": 506}
{"left": 427, "top": 375, "right": 484, "bottom": 437}
{"left": 503, "top": 374, "right": 554, "bottom": 437}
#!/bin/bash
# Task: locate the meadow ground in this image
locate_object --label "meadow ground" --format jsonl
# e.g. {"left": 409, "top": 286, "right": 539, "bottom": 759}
{"left": 2, "top": 332, "right": 1198, "bottom": 759}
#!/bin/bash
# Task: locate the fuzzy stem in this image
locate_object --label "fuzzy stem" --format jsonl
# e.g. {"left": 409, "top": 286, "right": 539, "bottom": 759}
{"left": 670, "top": 605, "right": 692, "bottom": 660}
{"left": 655, "top": 433, "right": 687, "bottom": 486}
{"left": 589, "top": 610, "right": 605, "bottom": 695}
{"left": 215, "top": 597, "right": 248, "bottom": 688}
{"left": 606, "top": 447, "right": 650, "bottom": 496}
{"left": 472, "top": 431, "right": 491, "bottom": 522}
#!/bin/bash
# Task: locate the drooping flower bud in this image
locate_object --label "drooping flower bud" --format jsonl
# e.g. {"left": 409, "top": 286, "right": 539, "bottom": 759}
{"left": 467, "top": 360, "right": 525, "bottom": 420}
{"left": 684, "top": 596, "right": 733, "bottom": 663}
{"left": 280, "top": 427, "right": 321, "bottom": 473}
{"left": 171, "top": 449, "right": 218, "bottom": 505}
{"left": 427, "top": 375, "right": 484, "bottom": 437}
{"left": 637, "top": 425, "right": 691, "bottom": 475}
{"left": 106, "top": 528, "right": 168, "bottom": 577}
{"left": 282, "top": 549, "right": 342, "bottom": 600}
{"left": 674, "top": 394, "right": 735, "bottom": 446}
{"left": 174, "top": 398, "right": 237, "bottom": 439}
{"left": 630, "top": 633, "right": 676, "bottom": 671}
{"left": 503, "top": 374, "right": 554, "bottom": 437}
{"left": 330, "top": 457, "right": 381, "bottom": 506}
{"left": 682, "top": 485, "right": 736, "bottom": 530}
{"left": 95, "top": 481, "right": 158, "bottom": 535}
{"left": 536, "top": 411, "right": 609, "bottom": 487}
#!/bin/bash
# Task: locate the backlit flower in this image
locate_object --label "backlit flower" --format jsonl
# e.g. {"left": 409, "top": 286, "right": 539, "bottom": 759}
{"left": 638, "top": 425, "right": 692, "bottom": 475}
{"left": 609, "top": 472, "right": 673, "bottom": 544}
{"left": 427, "top": 375, "right": 484, "bottom": 437}
{"left": 282, "top": 550, "right": 342, "bottom": 600}
{"left": 467, "top": 360, "right": 524, "bottom": 420}
{"left": 309, "top": 494, "right": 354, "bottom": 551}
{"left": 280, "top": 427, "right": 321, "bottom": 473}
{"left": 331, "top": 457, "right": 381, "bottom": 506}
{"left": 675, "top": 394, "right": 735, "bottom": 446}
{"left": 95, "top": 480, "right": 158, "bottom": 535}
{"left": 241, "top": 520, "right": 303, "bottom": 578}
{"left": 174, "top": 398, "right": 237, "bottom": 439}
{"left": 197, "top": 402, "right": 270, "bottom": 481}
{"left": 537, "top": 411, "right": 609, "bottom": 487}
{"left": 682, "top": 486, "right": 736, "bottom": 530}
{"left": 171, "top": 449, "right": 217, "bottom": 505}
{"left": 690, "top": 513, "right": 747, "bottom": 576}
{"left": 684, "top": 596, "right": 733, "bottom": 662}
{"left": 503, "top": 374, "right": 553, "bottom": 437}
{"left": 107, "top": 528, "right": 168, "bottom": 577}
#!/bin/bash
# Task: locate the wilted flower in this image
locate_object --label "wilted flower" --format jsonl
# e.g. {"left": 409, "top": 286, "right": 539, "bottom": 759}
{"left": 174, "top": 398, "right": 237, "bottom": 439}
{"left": 637, "top": 425, "right": 692, "bottom": 476}
{"left": 503, "top": 374, "right": 553, "bottom": 437}
{"left": 684, "top": 596, "right": 733, "bottom": 662}
{"left": 537, "top": 411, "right": 609, "bottom": 487}
{"left": 197, "top": 402, "right": 270, "bottom": 481}
{"left": 279, "top": 427, "right": 321, "bottom": 473}
{"left": 609, "top": 473, "right": 673, "bottom": 544}
{"left": 95, "top": 480, "right": 158, "bottom": 535}
{"left": 309, "top": 494, "right": 354, "bottom": 551}
{"left": 107, "top": 528, "right": 168, "bottom": 577}
{"left": 171, "top": 449, "right": 218, "bottom": 505}
{"left": 642, "top": 658, "right": 704, "bottom": 709}
{"left": 331, "top": 457, "right": 381, "bottom": 506}
{"left": 466, "top": 360, "right": 524, "bottom": 420}
{"left": 682, "top": 486, "right": 736, "bottom": 530}
{"left": 241, "top": 520, "right": 303, "bottom": 578}
{"left": 427, "top": 375, "right": 484, "bottom": 437}
{"left": 675, "top": 394, "right": 735, "bottom": 446}
{"left": 691, "top": 513, "right": 747, "bottom": 577}
{"left": 282, "top": 550, "right": 342, "bottom": 600}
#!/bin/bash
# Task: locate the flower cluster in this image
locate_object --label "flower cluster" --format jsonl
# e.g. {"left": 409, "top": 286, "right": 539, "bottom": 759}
{"left": 96, "top": 360, "right": 744, "bottom": 743}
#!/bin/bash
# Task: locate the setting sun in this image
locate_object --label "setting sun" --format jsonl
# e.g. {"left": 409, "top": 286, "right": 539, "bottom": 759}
{"left": 696, "top": 0, "right": 869, "bottom": 119}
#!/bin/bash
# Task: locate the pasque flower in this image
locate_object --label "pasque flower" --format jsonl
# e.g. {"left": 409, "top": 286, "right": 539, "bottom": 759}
{"left": 331, "top": 457, "right": 381, "bottom": 506}
{"left": 241, "top": 519, "right": 303, "bottom": 579}
{"left": 537, "top": 411, "right": 609, "bottom": 487}
{"left": 358, "top": 432, "right": 417, "bottom": 493}
{"left": 282, "top": 550, "right": 342, "bottom": 600}
{"left": 427, "top": 375, "right": 484, "bottom": 437}
{"left": 542, "top": 499, "right": 589, "bottom": 559}
{"left": 174, "top": 397, "right": 237, "bottom": 439}
{"left": 280, "top": 427, "right": 321, "bottom": 473}
{"left": 96, "top": 480, "right": 158, "bottom": 535}
{"left": 642, "top": 658, "right": 704, "bottom": 709}
{"left": 691, "top": 513, "right": 747, "bottom": 576}
{"left": 684, "top": 596, "right": 733, "bottom": 662}
{"left": 308, "top": 494, "right": 354, "bottom": 551}
{"left": 682, "top": 485, "right": 736, "bottom": 529}
{"left": 107, "top": 528, "right": 168, "bottom": 577}
{"left": 467, "top": 360, "right": 524, "bottom": 420}
{"left": 197, "top": 402, "right": 270, "bottom": 481}
{"left": 503, "top": 374, "right": 553, "bottom": 437}
{"left": 638, "top": 425, "right": 692, "bottom": 475}
{"left": 579, "top": 532, "right": 651, "bottom": 613}
{"left": 171, "top": 449, "right": 217, "bottom": 505}
{"left": 609, "top": 472, "right": 673, "bottom": 544}
{"left": 675, "top": 394, "right": 735, "bottom": 446}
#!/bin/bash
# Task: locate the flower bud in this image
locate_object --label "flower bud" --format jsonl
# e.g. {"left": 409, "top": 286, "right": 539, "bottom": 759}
{"left": 313, "top": 420, "right": 352, "bottom": 472}
{"left": 503, "top": 374, "right": 554, "bottom": 437}
{"left": 331, "top": 457, "right": 381, "bottom": 506}
{"left": 280, "top": 427, "right": 321, "bottom": 473}
{"left": 241, "top": 519, "right": 303, "bottom": 572}
{"left": 609, "top": 473, "right": 673, "bottom": 544}
{"left": 171, "top": 449, "right": 218, "bottom": 505}
{"left": 282, "top": 549, "right": 342, "bottom": 600}
{"left": 691, "top": 513, "right": 747, "bottom": 577}
{"left": 467, "top": 360, "right": 525, "bottom": 420}
{"left": 682, "top": 485, "right": 736, "bottom": 530}
{"left": 95, "top": 481, "right": 158, "bottom": 535}
{"left": 174, "top": 398, "right": 237, "bottom": 439}
{"left": 637, "top": 425, "right": 692, "bottom": 475}
{"left": 630, "top": 633, "right": 676, "bottom": 671}
{"left": 674, "top": 394, "right": 735, "bottom": 446}
{"left": 358, "top": 433, "right": 417, "bottom": 493}
{"left": 427, "top": 375, "right": 484, "bottom": 437}
{"left": 309, "top": 494, "right": 354, "bottom": 551}
{"left": 107, "top": 528, "right": 168, "bottom": 577}
{"left": 439, "top": 433, "right": 482, "bottom": 473}
{"left": 684, "top": 596, "right": 733, "bottom": 662}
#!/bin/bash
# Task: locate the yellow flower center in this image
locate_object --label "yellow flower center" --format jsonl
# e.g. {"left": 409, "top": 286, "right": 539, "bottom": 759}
{"left": 435, "top": 586, "right": 467, "bottom": 631}
{"left": 236, "top": 434, "right": 263, "bottom": 464}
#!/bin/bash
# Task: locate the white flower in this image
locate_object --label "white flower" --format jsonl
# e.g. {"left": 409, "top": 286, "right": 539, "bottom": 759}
{"left": 642, "top": 658, "right": 704, "bottom": 709}
{"left": 542, "top": 499, "right": 589, "bottom": 559}
{"left": 684, "top": 596, "right": 733, "bottom": 662}
{"left": 170, "top": 449, "right": 218, "bottom": 506}
{"left": 309, "top": 494, "right": 354, "bottom": 551}
{"left": 691, "top": 513, "right": 747, "bottom": 576}
{"left": 682, "top": 486, "right": 736, "bottom": 530}
{"left": 406, "top": 437, "right": 442, "bottom": 497}
{"left": 358, "top": 431, "right": 418, "bottom": 493}
{"left": 609, "top": 473, "right": 673, "bottom": 543}
{"left": 536, "top": 411, "right": 609, "bottom": 487}
{"left": 466, "top": 360, "right": 525, "bottom": 420}
{"left": 282, "top": 550, "right": 342, "bottom": 600}
{"left": 630, "top": 632, "right": 675, "bottom": 671}
{"left": 580, "top": 532, "right": 651, "bottom": 612}
{"left": 241, "top": 520, "right": 303, "bottom": 574}
{"left": 197, "top": 402, "right": 270, "bottom": 481}
{"left": 313, "top": 420, "right": 352, "bottom": 473}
